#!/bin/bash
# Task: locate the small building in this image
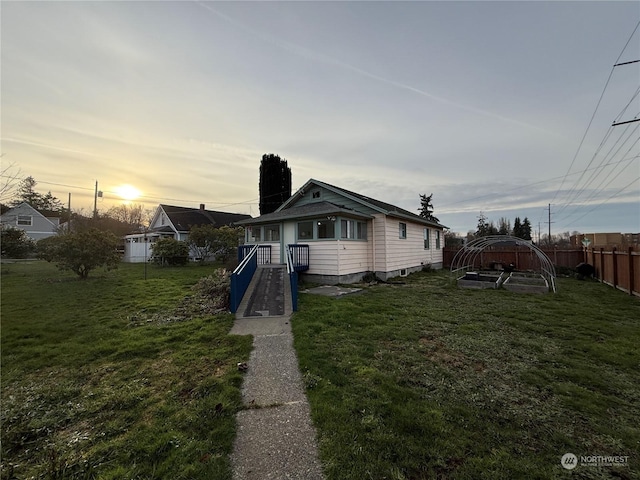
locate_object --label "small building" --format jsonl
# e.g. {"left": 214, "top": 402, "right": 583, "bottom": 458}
{"left": 0, "top": 202, "right": 60, "bottom": 240}
{"left": 123, "top": 204, "right": 251, "bottom": 263}
{"left": 237, "top": 178, "right": 447, "bottom": 284}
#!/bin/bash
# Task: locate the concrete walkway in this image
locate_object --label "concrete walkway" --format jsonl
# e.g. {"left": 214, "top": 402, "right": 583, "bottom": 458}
{"left": 229, "top": 315, "right": 325, "bottom": 480}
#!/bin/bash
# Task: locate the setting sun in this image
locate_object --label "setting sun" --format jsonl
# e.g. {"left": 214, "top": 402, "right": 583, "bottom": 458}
{"left": 114, "top": 184, "right": 141, "bottom": 201}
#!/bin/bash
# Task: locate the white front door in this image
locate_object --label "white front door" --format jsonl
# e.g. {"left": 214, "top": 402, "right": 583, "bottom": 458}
{"left": 281, "top": 222, "right": 296, "bottom": 262}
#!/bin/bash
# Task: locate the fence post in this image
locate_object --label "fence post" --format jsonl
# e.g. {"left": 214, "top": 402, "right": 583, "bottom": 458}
{"left": 599, "top": 248, "right": 604, "bottom": 282}
{"left": 612, "top": 247, "right": 618, "bottom": 289}
{"left": 628, "top": 246, "right": 634, "bottom": 296}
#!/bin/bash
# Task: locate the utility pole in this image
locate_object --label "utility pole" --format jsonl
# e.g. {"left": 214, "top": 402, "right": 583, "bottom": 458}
{"left": 93, "top": 181, "right": 103, "bottom": 219}
{"left": 538, "top": 222, "right": 541, "bottom": 244}
{"left": 544, "top": 204, "right": 555, "bottom": 246}
{"left": 93, "top": 181, "right": 98, "bottom": 219}
{"left": 68, "top": 193, "right": 71, "bottom": 233}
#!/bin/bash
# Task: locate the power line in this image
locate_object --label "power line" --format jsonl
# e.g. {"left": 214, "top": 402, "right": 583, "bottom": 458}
{"left": 557, "top": 175, "right": 640, "bottom": 230}
{"left": 545, "top": 20, "right": 640, "bottom": 226}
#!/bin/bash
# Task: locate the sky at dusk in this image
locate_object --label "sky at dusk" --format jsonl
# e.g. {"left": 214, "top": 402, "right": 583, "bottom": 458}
{"left": 2, "top": 1, "right": 639, "bottom": 236}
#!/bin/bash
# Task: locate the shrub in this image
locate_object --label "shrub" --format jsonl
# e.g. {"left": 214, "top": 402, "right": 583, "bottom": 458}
{"left": 150, "top": 237, "right": 189, "bottom": 266}
{"left": 36, "top": 229, "right": 120, "bottom": 279}
{"left": 1, "top": 226, "right": 35, "bottom": 258}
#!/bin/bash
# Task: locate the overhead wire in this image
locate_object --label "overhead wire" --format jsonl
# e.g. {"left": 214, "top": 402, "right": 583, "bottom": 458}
{"left": 542, "top": 20, "right": 640, "bottom": 228}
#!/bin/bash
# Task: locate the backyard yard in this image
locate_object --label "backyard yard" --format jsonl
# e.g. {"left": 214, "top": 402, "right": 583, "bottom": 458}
{"left": 1, "top": 261, "right": 252, "bottom": 480}
{"left": 1, "top": 262, "right": 638, "bottom": 479}
{"left": 293, "top": 271, "right": 640, "bottom": 479}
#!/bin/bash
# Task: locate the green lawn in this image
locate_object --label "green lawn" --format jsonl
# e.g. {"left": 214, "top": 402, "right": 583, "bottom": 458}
{"left": 1, "top": 261, "right": 252, "bottom": 480}
{"left": 292, "top": 271, "right": 640, "bottom": 480}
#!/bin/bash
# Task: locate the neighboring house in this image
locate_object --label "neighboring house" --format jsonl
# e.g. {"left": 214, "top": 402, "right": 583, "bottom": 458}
{"left": 0, "top": 202, "right": 60, "bottom": 241}
{"left": 123, "top": 204, "right": 251, "bottom": 262}
{"left": 237, "top": 178, "right": 447, "bottom": 283}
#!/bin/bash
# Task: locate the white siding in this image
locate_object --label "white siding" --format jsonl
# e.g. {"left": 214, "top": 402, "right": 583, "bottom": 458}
{"left": 379, "top": 217, "right": 443, "bottom": 272}
{"left": 306, "top": 241, "right": 339, "bottom": 275}
{"left": 372, "top": 214, "right": 387, "bottom": 272}
{"left": 337, "top": 239, "right": 371, "bottom": 275}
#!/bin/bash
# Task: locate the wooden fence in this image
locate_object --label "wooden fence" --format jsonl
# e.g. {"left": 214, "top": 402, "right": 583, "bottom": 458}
{"left": 443, "top": 246, "right": 639, "bottom": 297}
{"left": 586, "top": 247, "right": 639, "bottom": 297}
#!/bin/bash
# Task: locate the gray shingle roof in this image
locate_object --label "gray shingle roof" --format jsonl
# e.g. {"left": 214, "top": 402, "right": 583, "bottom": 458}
{"left": 159, "top": 204, "right": 251, "bottom": 232}
{"left": 236, "top": 201, "right": 372, "bottom": 225}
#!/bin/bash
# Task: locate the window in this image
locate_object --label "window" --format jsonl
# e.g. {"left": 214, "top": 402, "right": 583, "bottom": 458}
{"left": 424, "top": 228, "right": 430, "bottom": 249}
{"left": 264, "top": 225, "right": 280, "bottom": 242}
{"left": 317, "top": 219, "right": 335, "bottom": 239}
{"left": 341, "top": 219, "right": 352, "bottom": 239}
{"left": 298, "top": 221, "right": 313, "bottom": 240}
{"left": 341, "top": 219, "right": 367, "bottom": 240}
{"left": 356, "top": 221, "right": 367, "bottom": 240}
{"left": 248, "top": 226, "right": 261, "bottom": 242}
{"left": 436, "top": 230, "right": 441, "bottom": 249}
{"left": 312, "top": 190, "right": 321, "bottom": 199}
{"left": 399, "top": 222, "right": 407, "bottom": 239}
{"left": 17, "top": 215, "right": 32, "bottom": 226}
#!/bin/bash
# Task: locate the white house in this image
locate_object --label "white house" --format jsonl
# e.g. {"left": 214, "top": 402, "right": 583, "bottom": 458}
{"left": 237, "top": 179, "right": 447, "bottom": 283}
{"left": 0, "top": 202, "right": 60, "bottom": 240}
{"left": 123, "top": 204, "right": 251, "bottom": 262}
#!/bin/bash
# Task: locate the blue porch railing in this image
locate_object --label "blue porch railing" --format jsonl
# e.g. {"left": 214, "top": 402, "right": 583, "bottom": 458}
{"left": 288, "top": 244, "right": 309, "bottom": 272}
{"left": 285, "top": 246, "right": 299, "bottom": 312}
{"left": 238, "top": 244, "right": 272, "bottom": 265}
{"left": 230, "top": 244, "right": 259, "bottom": 313}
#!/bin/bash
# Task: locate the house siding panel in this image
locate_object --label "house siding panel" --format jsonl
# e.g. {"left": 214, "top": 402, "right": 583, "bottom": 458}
{"left": 292, "top": 186, "right": 379, "bottom": 215}
{"left": 380, "top": 217, "right": 443, "bottom": 274}
{"left": 337, "top": 240, "right": 371, "bottom": 275}
{"left": 307, "top": 241, "right": 339, "bottom": 275}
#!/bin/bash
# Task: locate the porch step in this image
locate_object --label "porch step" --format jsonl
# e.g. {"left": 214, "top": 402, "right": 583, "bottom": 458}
{"left": 236, "top": 266, "right": 290, "bottom": 318}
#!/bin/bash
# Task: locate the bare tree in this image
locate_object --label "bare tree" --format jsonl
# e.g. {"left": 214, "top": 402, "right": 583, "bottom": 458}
{"left": 0, "top": 161, "right": 22, "bottom": 203}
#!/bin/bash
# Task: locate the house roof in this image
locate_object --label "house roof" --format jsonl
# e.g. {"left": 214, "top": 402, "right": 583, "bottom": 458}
{"left": 0, "top": 202, "right": 59, "bottom": 225}
{"left": 274, "top": 179, "right": 447, "bottom": 228}
{"left": 158, "top": 204, "right": 252, "bottom": 232}
{"left": 236, "top": 201, "right": 373, "bottom": 225}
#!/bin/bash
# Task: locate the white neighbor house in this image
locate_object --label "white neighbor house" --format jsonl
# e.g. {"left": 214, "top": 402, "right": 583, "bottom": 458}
{"left": 237, "top": 179, "right": 447, "bottom": 284}
{"left": 0, "top": 202, "right": 60, "bottom": 240}
{"left": 123, "top": 204, "right": 251, "bottom": 263}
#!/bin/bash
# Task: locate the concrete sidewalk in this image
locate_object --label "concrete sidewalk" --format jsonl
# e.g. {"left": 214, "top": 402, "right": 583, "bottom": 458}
{"left": 229, "top": 316, "right": 324, "bottom": 480}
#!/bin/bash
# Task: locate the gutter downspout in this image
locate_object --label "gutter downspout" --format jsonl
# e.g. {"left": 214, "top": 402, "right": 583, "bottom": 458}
{"left": 371, "top": 216, "right": 376, "bottom": 275}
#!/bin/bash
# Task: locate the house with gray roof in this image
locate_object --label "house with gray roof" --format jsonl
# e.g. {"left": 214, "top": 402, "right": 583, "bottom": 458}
{"left": 123, "top": 204, "right": 251, "bottom": 263}
{"left": 0, "top": 202, "right": 60, "bottom": 241}
{"left": 237, "top": 179, "right": 447, "bottom": 283}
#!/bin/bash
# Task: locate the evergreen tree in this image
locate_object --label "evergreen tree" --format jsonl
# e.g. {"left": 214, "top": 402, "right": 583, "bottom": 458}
{"left": 513, "top": 217, "right": 523, "bottom": 238}
{"left": 521, "top": 217, "right": 532, "bottom": 240}
{"left": 418, "top": 193, "right": 439, "bottom": 222}
{"left": 259, "top": 154, "right": 292, "bottom": 215}
{"left": 497, "top": 217, "right": 511, "bottom": 235}
{"left": 11, "top": 176, "right": 64, "bottom": 213}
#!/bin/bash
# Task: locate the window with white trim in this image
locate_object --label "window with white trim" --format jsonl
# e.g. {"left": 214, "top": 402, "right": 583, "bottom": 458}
{"left": 424, "top": 228, "right": 430, "bottom": 249}
{"left": 17, "top": 215, "right": 32, "bottom": 226}
{"left": 399, "top": 222, "right": 407, "bottom": 239}
{"left": 436, "top": 230, "right": 441, "bottom": 249}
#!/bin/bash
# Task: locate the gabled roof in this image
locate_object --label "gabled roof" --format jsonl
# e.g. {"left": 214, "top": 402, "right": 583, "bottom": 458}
{"left": 155, "top": 204, "right": 251, "bottom": 233}
{"left": 236, "top": 201, "right": 373, "bottom": 225}
{"left": 277, "top": 179, "right": 447, "bottom": 228}
{"left": 0, "top": 202, "right": 59, "bottom": 226}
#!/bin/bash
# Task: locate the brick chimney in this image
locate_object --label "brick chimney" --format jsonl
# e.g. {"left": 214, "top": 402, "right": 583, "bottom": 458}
{"left": 199, "top": 204, "right": 205, "bottom": 211}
